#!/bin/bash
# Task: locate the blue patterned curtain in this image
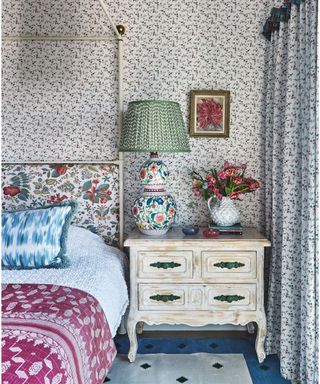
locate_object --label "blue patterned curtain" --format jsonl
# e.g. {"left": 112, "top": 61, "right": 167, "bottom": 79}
{"left": 263, "top": 0, "right": 318, "bottom": 382}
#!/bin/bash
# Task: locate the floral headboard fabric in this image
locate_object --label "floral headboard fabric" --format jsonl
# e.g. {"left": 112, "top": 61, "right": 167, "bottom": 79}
{"left": 2, "top": 163, "right": 120, "bottom": 246}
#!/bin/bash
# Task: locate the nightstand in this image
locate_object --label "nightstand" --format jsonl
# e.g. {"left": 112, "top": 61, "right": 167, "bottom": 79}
{"left": 124, "top": 227, "right": 271, "bottom": 363}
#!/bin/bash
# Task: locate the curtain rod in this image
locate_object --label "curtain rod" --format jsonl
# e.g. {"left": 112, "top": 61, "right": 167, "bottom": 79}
{"left": 2, "top": 35, "right": 119, "bottom": 42}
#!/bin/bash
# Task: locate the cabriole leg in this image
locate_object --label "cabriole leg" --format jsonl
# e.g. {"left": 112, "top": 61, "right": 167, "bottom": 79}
{"left": 255, "top": 316, "right": 267, "bottom": 363}
{"left": 127, "top": 318, "right": 138, "bottom": 363}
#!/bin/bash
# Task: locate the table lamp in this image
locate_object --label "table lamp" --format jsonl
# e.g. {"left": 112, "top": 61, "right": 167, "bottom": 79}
{"left": 119, "top": 100, "right": 190, "bottom": 235}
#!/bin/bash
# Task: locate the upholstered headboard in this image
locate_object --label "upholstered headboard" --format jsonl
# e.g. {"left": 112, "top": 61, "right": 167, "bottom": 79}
{"left": 2, "top": 163, "right": 120, "bottom": 246}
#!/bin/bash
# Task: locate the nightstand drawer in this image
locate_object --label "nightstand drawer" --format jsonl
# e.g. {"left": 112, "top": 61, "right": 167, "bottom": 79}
{"left": 138, "top": 251, "right": 193, "bottom": 279}
{"left": 206, "top": 284, "right": 256, "bottom": 310}
{"left": 202, "top": 251, "right": 256, "bottom": 279}
{"left": 138, "top": 284, "right": 204, "bottom": 310}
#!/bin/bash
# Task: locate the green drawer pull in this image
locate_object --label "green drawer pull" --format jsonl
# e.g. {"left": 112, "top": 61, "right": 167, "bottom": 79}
{"left": 150, "top": 294, "right": 181, "bottom": 302}
{"left": 150, "top": 261, "right": 181, "bottom": 269}
{"left": 214, "top": 294, "right": 245, "bottom": 303}
{"left": 213, "top": 261, "right": 245, "bottom": 269}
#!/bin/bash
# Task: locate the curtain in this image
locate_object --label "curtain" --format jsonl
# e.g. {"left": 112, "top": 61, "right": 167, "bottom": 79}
{"left": 263, "top": 1, "right": 318, "bottom": 383}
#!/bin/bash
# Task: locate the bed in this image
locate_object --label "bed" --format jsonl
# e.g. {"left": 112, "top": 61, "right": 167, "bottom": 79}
{"left": 1, "top": 163, "right": 129, "bottom": 384}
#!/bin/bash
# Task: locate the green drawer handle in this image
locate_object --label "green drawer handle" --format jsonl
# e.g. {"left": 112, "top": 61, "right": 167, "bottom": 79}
{"left": 214, "top": 294, "right": 245, "bottom": 303}
{"left": 213, "top": 261, "right": 245, "bottom": 269}
{"left": 150, "top": 261, "right": 181, "bottom": 269}
{"left": 150, "top": 294, "right": 181, "bottom": 302}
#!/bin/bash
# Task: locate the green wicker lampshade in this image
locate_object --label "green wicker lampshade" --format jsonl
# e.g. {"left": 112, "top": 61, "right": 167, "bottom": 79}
{"left": 119, "top": 100, "right": 190, "bottom": 152}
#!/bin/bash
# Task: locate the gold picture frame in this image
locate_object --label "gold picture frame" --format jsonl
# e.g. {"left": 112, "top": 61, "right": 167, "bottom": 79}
{"left": 190, "top": 90, "right": 230, "bottom": 137}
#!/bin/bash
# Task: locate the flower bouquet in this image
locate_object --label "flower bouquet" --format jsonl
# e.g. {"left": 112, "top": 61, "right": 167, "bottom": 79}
{"left": 192, "top": 161, "right": 260, "bottom": 226}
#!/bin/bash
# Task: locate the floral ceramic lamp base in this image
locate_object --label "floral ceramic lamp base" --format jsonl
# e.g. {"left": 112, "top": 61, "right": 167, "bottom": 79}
{"left": 132, "top": 152, "right": 176, "bottom": 236}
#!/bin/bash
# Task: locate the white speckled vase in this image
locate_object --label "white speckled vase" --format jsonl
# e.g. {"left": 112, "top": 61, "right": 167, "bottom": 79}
{"left": 208, "top": 196, "right": 240, "bottom": 226}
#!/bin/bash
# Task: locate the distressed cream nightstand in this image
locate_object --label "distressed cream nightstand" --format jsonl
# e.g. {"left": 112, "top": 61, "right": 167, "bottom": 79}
{"left": 124, "top": 227, "right": 271, "bottom": 363}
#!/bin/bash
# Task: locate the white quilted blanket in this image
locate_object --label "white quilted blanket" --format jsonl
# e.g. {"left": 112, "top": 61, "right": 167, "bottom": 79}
{"left": 2, "top": 225, "right": 129, "bottom": 337}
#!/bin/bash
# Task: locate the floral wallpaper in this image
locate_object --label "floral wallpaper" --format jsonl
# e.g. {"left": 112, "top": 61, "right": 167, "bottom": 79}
{"left": 1, "top": 0, "right": 273, "bottom": 234}
{"left": 2, "top": 163, "right": 120, "bottom": 245}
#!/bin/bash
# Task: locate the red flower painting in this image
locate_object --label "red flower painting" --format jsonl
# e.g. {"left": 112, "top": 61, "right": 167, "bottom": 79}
{"left": 197, "top": 98, "right": 223, "bottom": 130}
{"left": 190, "top": 91, "right": 230, "bottom": 137}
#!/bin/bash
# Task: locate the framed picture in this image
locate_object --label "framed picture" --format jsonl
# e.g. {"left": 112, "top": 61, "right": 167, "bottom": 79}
{"left": 190, "top": 90, "right": 230, "bottom": 137}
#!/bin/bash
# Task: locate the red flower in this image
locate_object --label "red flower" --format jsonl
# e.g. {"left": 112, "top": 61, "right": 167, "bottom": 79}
{"left": 100, "top": 197, "right": 107, "bottom": 203}
{"left": 56, "top": 165, "right": 67, "bottom": 176}
{"left": 93, "top": 179, "right": 100, "bottom": 184}
{"left": 132, "top": 207, "right": 139, "bottom": 215}
{"left": 197, "top": 99, "right": 223, "bottom": 129}
{"left": 193, "top": 189, "right": 202, "bottom": 197}
{"left": 224, "top": 168, "right": 238, "bottom": 177}
{"left": 140, "top": 169, "right": 147, "bottom": 179}
{"left": 3, "top": 186, "right": 20, "bottom": 197}
{"left": 155, "top": 213, "right": 165, "bottom": 223}
{"left": 169, "top": 207, "right": 176, "bottom": 216}
{"left": 247, "top": 179, "right": 260, "bottom": 191}
{"left": 230, "top": 192, "right": 240, "bottom": 200}
{"left": 85, "top": 186, "right": 96, "bottom": 202}
{"left": 232, "top": 176, "right": 243, "bottom": 185}
{"left": 107, "top": 190, "right": 112, "bottom": 195}
{"left": 206, "top": 175, "right": 216, "bottom": 186}
{"left": 47, "top": 193, "right": 68, "bottom": 204}
{"left": 218, "top": 171, "right": 227, "bottom": 179}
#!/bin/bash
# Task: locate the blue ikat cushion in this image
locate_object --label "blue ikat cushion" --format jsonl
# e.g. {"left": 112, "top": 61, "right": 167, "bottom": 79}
{"left": 1, "top": 202, "right": 77, "bottom": 270}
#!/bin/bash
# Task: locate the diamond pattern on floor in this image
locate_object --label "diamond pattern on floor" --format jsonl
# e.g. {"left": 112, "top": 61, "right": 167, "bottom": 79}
{"left": 113, "top": 335, "right": 291, "bottom": 383}
{"left": 176, "top": 377, "right": 188, "bottom": 383}
{"left": 105, "top": 354, "right": 252, "bottom": 384}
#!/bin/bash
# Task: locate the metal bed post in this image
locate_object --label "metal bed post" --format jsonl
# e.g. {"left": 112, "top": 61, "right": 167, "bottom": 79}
{"left": 95, "top": 0, "right": 125, "bottom": 250}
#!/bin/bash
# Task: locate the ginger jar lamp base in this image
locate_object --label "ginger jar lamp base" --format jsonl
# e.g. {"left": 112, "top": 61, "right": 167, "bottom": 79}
{"left": 132, "top": 152, "right": 177, "bottom": 236}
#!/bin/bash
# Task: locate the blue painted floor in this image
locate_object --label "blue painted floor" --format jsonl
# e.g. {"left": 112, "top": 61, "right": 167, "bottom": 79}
{"left": 113, "top": 334, "right": 290, "bottom": 384}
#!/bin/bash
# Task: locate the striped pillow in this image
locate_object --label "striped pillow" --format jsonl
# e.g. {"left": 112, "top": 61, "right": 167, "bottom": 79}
{"left": 1, "top": 202, "right": 77, "bottom": 270}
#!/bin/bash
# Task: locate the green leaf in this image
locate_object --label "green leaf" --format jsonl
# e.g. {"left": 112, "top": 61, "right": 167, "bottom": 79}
{"left": 88, "top": 166, "right": 99, "bottom": 173}
{"left": 82, "top": 180, "right": 92, "bottom": 191}
{"left": 96, "top": 183, "right": 109, "bottom": 191}
{"left": 20, "top": 188, "right": 29, "bottom": 197}
{"left": 46, "top": 179, "right": 57, "bottom": 185}
{"left": 83, "top": 193, "right": 90, "bottom": 200}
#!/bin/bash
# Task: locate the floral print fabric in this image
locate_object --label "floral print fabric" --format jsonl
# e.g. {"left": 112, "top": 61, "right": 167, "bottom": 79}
{"left": 2, "top": 163, "right": 120, "bottom": 245}
{"left": 263, "top": 1, "right": 318, "bottom": 383}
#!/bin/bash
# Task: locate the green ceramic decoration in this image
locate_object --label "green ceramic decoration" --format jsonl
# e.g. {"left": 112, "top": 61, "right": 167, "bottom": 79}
{"left": 214, "top": 295, "right": 245, "bottom": 303}
{"left": 213, "top": 261, "right": 245, "bottom": 269}
{"left": 150, "top": 261, "right": 182, "bottom": 269}
{"left": 150, "top": 294, "right": 181, "bottom": 302}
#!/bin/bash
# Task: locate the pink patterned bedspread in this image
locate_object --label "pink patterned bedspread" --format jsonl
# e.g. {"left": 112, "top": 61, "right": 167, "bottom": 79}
{"left": 2, "top": 283, "right": 117, "bottom": 384}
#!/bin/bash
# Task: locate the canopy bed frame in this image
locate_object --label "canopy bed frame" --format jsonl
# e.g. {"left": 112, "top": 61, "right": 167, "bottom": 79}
{"left": 2, "top": 0, "right": 126, "bottom": 248}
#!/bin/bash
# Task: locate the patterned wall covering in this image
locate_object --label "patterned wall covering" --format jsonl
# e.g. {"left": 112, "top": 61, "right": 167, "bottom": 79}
{"left": 1, "top": 0, "right": 273, "bottom": 234}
